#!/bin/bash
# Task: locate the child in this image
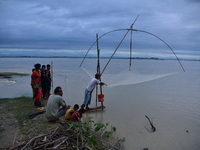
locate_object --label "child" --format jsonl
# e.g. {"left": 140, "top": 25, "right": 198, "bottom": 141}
{"left": 65, "top": 104, "right": 79, "bottom": 120}
{"left": 70, "top": 108, "right": 85, "bottom": 122}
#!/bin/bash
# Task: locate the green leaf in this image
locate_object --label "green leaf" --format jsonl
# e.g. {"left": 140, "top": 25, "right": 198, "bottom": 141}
{"left": 91, "top": 139, "right": 97, "bottom": 145}
{"left": 112, "top": 126, "right": 117, "bottom": 132}
{"left": 104, "top": 131, "right": 112, "bottom": 137}
{"left": 94, "top": 123, "right": 105, "bottom": 132}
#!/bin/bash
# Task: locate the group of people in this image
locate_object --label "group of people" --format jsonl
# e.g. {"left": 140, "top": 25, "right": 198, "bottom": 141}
{"left": 31, "top": 63, "right": 107, "bottom": 122}
{"left": 44, "top": 86, "right": 85, "bottom": 122}
{"left": 44, "top": 73, "right": 107, "bottom": 123}
{"left": 31, "top": 63, "right": 51, "bottom": 106}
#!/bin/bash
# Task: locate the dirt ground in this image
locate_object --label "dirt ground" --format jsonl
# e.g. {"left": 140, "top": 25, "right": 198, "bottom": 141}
{"left": 0, "top": 97, "right": 124, "bottom": 150}
{"left": 0, "top": 105, "right": 18, "bottom": 149}
{"left": 0, "top": 74, "right": 61, "bottom": 149}
{"left": 0, "top": 97, "right": 60, "bottom": 149}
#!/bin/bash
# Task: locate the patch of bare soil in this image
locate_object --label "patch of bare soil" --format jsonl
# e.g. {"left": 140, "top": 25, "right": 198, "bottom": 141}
{"left": 0, "top": 98, "right": 58, "bottom": 149}
{"left": 0, "top": 105, "right": 18, "bottom": 149}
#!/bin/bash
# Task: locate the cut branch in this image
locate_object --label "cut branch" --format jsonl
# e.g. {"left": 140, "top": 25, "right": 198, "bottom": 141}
{"left": 145, "top": 115, "right": 156, "bottom": 132}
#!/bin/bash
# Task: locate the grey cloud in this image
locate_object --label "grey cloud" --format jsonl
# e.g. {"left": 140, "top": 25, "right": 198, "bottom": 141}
{"left": 0, "top": 0, "right": 200, "bottom": 59}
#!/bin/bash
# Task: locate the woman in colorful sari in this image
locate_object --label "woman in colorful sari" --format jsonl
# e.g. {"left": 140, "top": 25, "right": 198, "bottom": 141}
{"left": 31, "top": 63, "right": 43, "bottom": 106}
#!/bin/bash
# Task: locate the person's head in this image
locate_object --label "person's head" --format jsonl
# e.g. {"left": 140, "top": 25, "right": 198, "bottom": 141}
{"left": 47, "top": 64, "right": 51, "bottom": 70}
{"left": 32, "top": 68, "right": 36, "bottom": 72}
{"left": 73, "top": 104, "right": 79, "bottom": 111}
{"left": 42, "top": 65, "right": 46, "bottom": 70}
{"left": 79, "top": 107, "right": 85, "bottom": 114}
{"left": 54, "top": 86, "right": 63, "bottom": 96}
{"left": 34, "top": 63, "right": 41, "bottom": 70}
{"left": 95, "top": 73, "right": 100, "bottom": 79}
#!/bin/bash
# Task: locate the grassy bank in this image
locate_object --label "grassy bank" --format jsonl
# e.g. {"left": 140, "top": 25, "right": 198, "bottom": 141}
{"left": 0, "top": 97, "right": 124, "bottom": 149}
{"left": 0, "top": 97, "right": 35, "bottom": 125}
{"left": 0, "top": 97, "right": 44, "bottom": 135}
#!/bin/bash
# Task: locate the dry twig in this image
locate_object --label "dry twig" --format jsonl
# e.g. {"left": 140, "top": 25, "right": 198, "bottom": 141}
{"left": 145, "top": 115, "right": 156, "bottom": 132}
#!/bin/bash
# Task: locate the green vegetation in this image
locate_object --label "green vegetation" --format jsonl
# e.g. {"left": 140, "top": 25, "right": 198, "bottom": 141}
{"left": 66, "top": 121, "right": 123, "bottom": 149}
{"left": 0, "top": 97, "right": 124, "bottom": 149}
{"left": 0, "top": 97, "right": 35, "bottom": 128}
{"left": 0, "top": 72, "right": 29, "bottom": 78}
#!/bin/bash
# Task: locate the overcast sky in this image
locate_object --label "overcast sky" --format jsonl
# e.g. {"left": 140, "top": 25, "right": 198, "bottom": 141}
{"left": 0, "top": 0, "right": 200, "bottom": 59}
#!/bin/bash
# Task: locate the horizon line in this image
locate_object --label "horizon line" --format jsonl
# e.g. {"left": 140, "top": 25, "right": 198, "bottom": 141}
{"left": 0, "top": 56, "right": 199, "bottom": 61}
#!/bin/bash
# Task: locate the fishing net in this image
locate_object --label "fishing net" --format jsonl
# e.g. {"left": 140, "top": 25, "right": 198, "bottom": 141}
{"left": 82, "top": 67, "right": 176, "bottom": 87}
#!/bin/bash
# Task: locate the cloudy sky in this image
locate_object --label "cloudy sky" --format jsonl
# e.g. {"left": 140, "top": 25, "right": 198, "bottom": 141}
{"left": 0, "top": 0, "right": 200, "bottom": 59}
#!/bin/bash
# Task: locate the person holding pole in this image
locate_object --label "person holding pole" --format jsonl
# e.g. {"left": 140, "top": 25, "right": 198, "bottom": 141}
{"left": 82, "top": 73, "right": 107, "bottom": 110}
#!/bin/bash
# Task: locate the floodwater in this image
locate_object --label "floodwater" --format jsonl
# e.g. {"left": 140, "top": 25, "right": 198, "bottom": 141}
{"left": 0, "top": 58, "right": 199, "bottom": 150}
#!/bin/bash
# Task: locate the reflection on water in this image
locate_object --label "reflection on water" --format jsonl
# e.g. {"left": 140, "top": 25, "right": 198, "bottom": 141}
{"left": 0, "top": 79, "right": 16, "bottom": 86}
{"left": 83, "top": 110, "right": 105, "bottom": 124}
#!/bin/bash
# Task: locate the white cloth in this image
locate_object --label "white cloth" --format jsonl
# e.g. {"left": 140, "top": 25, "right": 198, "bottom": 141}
{"left": 86, "top": 78, "right": 100, "bottom": 92}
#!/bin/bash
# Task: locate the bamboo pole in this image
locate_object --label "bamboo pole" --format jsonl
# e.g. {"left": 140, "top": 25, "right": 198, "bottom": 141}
{"left": 96, "top": 33, "right": 104, "bottom": 110}
{"left": 100, "top": 30, "right": 130, "bottom": 76}
{"left": 96, "top": 85, "right": 98, "bottom": 108}
{"left": 129, "top": 24, "right": 133, "bottom": 71}
{"left": 51, "top": 61, "right": 53, "bottom": 92}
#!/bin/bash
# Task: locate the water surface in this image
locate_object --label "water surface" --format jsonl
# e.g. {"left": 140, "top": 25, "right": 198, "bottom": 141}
{"left": 0, "top": 58, "right": 199, "bottom": 150}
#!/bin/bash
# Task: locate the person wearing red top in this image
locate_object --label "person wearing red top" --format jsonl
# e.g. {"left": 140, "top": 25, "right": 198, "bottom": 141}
{"left": 31, "top": 63, "right": 43, "bottom": 106}
{"left": 70, "top": 108, "right": 85, "bottom": 122}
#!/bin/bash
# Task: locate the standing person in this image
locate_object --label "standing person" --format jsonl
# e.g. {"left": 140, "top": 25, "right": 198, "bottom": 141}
{"left": 82, "top": 74, "right": 107, "bottom": 110}
{"left": 45, "top": 86, "right": 68, "bottom": 122}
{"left": 65, "top": 104, "right": 79, "bottom": 120}
{"left": 31, "top": 63, "right": 43, "bottom": 106}
{"left": 41, "top": 65, "right": 47, "bottom": 99}
{"left": 30, "top": 68, "right": 36, "bottom": 100}
{"left": 45, "top": 64, "right": 51, "bottom": 99}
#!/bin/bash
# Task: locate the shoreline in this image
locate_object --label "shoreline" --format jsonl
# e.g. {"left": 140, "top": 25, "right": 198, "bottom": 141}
{"left": 0, "top": 97, "right": 124, "bottom": 150}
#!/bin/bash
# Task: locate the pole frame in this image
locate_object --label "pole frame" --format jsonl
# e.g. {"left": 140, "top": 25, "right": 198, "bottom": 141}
{"left": 96, "top": 33, "right": 104, "bottom": 110}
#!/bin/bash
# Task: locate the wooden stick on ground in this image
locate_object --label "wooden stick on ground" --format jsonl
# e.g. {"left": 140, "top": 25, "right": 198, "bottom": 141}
{"left": 21, "top": 134, "right": 47, "bottom": 150}
{"left": 145, "top": 115, "right": 156, "bottom": 132}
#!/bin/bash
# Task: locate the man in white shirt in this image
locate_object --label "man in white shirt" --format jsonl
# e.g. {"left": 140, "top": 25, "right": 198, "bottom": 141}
{"left": 82, "top": 74, "right": 107, "bottom": 110}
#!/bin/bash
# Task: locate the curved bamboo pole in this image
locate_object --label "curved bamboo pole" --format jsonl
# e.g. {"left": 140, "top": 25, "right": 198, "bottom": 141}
{"left": 100, "top": 28, "right": 185, "bottom": 75}
{"left": 80, "top": 23, "right": 185, "bottom": 73}
{"left": 133, "top": 29, "right": 185, "bottom": 72}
